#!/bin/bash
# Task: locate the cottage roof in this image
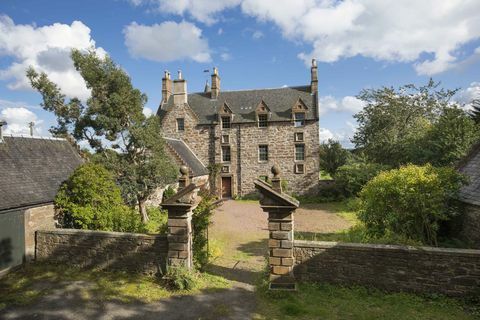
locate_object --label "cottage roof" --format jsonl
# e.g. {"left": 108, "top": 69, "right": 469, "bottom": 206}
{"left": 158, "top": 85, "right": 317, "bottom": 125}
{"left": 0, "top": 136, "right": 83, "bottom": 212}
{"left": 458, "top": 142, "right": 480, "bottom": 206}
{"left": 165, "top": 138, "right": 208, "bottom": 177}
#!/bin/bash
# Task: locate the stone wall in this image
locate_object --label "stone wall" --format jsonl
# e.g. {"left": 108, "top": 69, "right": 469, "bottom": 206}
{"left": 24, "top": 204, "right": 56, "bottom": 261}
{"left": 461, "top": 203, "right": 480, "bottom": 248}
{"left": 36, "top": 229, "right": 168, "bottom": 275}
{"left": 294, "top": 240, "right": 480, "bottom": 297}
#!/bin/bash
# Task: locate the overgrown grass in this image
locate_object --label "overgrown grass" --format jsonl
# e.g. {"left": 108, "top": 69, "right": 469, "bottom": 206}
{"left": 0, "top": 263, "right": 230, "bottom": 310}
{"left": 254, "top": 282, "right": 479, "bottom": 319}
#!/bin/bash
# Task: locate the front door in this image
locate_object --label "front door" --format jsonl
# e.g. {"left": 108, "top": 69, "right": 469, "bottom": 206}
{"left": 221, "top": 177, "right": 232, "bottom": 199}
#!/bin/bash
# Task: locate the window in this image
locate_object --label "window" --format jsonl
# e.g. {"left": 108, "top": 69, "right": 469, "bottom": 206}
{"left": 294, "top": 113, "right": 305, "bottom": 127}
{"left": 177, "top": 118, "right": 185, "bottom": 131}
{"left": 295, "top": 144, "right": 305, "bottom": 161}
{"left": 221, "top": 116, "right": 231, "bottom": 129}
{"left": 295, "top": 163, "right": 305, "bottom": 174}
{"left": 222, "top": 146, "right": 231, "bottom": 162}
{"left": 221, "top": 135, "right": 229, "bottom": 144}
{"left": 258, "top": 114, "right": 268, "bottom": 128}
{"left": 259, "top": 145, "right": 268, "bottom": 161}
{"left": 294, "top": 132, "right": 304, "bottom": 142}
{"left": 222, "top": 165, "right": 230, "bottom": 173}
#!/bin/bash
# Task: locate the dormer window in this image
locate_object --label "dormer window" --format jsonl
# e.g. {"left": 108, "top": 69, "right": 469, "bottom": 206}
{"left": 221, "top": 116, "right": 231, "bottom": 129}
{"left": 258, "top": 114, "right": 268, "bottom": 128}
{"left": 294, "top": 113, "right": 305, "bottom": 127}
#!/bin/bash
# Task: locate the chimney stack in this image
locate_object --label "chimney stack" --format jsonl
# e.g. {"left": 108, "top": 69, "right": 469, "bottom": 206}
{"left": 211, "top": 67, "right": 220, "bottom": 99}
{"left": 162, "top": 70, "right": 173, "bottom": 103}
{"left": 0, "top": 120, "right": 6, "bottom": 142}
{"left": 29, "top": 122, "right": 35, "bottom": 137}
{"left": 173, "top": 70, "right": 188, "bottom": 105}
{"left": 311, "top": 58, "right": 318, "bottom": 94}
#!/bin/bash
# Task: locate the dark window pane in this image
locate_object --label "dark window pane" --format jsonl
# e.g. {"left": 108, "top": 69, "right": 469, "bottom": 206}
{"left": 222, "top": 146, "right": 231, "bottom": 162}
{"left": 258, "top": 114, "right": 268, "bottom": 127}
{"left": 259, "top": 145, "right": 268, "bottom": 161}
{"left": 177, "top": 118, "right": 185, "bottom": 131}
{"left": 295, "top": 144, "right": 305, "bottom": 161}
{"left": 222, "top": 116, "right": 231, "bottom": 129}
{"left": 294, "top": 113, "right": 305, "bottom": 127}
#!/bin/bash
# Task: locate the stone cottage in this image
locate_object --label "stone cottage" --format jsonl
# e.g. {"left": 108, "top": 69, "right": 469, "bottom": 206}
{"left": 157, "top": 60, "right": 320, "bottom": 198}
{"left": 0, "top": 122, "right": 83, "bottom": 275}
{"left": 458, "top": 142, "right": 480, "bottom": 247}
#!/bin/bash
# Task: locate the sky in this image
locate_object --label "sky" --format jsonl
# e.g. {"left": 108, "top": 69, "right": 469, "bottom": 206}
{"left": 0, "top": 0, "right": 479, "bottom": 146}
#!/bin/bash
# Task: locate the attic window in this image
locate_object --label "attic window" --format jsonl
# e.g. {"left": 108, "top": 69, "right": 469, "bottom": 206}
{"left": 294, "top": 113, "right": 305, "bottom": 127}
{"left": 258, "top": 114, "right": 268, "bottom": 128}
{"left": 177, "top": 118, "right": 185, "bottom": 131}
{"left": 221, "top": 116, "right": 231, "bottom": 129}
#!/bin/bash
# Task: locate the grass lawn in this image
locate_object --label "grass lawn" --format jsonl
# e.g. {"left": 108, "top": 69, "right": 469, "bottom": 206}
{"left": 255, "top": 283, "right": 479, "bottom": 320}
{"left": 0, "top": 263, "right": 230, "bottom": 311}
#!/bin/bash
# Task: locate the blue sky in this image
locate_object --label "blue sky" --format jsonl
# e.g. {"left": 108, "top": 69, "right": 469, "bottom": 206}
{"left": 0, "top": 0, "right": 479, "bottom": 146}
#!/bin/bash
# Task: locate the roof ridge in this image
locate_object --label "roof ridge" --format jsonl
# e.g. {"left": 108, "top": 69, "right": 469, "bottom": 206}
{"left": 188, "top": 85, "right": 310, "bottom": 95}
{"left": 5, "top": 134, "right": 66, "bottom": 141}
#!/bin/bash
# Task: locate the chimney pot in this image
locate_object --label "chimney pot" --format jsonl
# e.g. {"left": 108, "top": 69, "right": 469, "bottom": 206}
{"left": 211, "top": 67, "right": 220, "bottom": 99}
{"left": 178, "top": 70, "right": 182, "bottom": 80}
{"left": 162, "top": 70, "right": 173, "bottom": 103}
{"left": 0, "top": 120, "right": 7, "bottom": 142}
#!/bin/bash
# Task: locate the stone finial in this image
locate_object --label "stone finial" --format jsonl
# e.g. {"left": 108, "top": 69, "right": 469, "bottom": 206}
{"left": 271, "top": 165, "right": 282, "bottom": 193}
{"left": 179, "top": 165, "right": 190, "bottom": 189}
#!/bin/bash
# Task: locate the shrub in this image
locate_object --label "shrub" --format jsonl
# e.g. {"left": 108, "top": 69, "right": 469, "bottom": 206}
{"left": 162, "top": 267, "right": 198, "bottom": 291}
{"left": 143, "top": 207, "right": 168, "bottom": 234}
{"left": 358, "top": 164, "right": 466, "bottom": 245}
{"left": 335, "top": 162, "right": 390, "bottom": 197}
{"left": 162, "top": 186, "right": 176, "bottom": 203}
{"left": 55, "top": 163, "right": 143, "bottom": 232}
{"left": 192, "top": 191, "right": 217, "bottom": 270}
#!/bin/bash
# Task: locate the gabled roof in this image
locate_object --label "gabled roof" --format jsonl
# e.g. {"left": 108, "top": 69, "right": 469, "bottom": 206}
{"left": 165, "top": 138, "right": 208, "bottom": 177}
{"left": 0, "top": 136, "right": 84, "bottom": 212}
{"left": 458, "top": 142, "right": 480, "bottom": 206}
{"left": 158, "top": 85, "right": 317, "bottom": 125}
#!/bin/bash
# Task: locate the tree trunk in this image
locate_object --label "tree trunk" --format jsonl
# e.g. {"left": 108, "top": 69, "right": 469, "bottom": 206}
{"left": 138, "top": 198, "right": 149, "bottom": 223}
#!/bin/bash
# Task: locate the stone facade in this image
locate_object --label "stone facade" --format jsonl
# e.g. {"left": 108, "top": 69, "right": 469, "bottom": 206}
{"left": 461, "top": 203, "right": 480, "bottom": 248}
{"left": 158, "top": 63, "right": 320, "bottom": 198}
{"left": 36, "top": 229, "right": 168, "bottom": 275}
{"left": 24, "top": 204, "right": 56, "bottom": 261}
{"left": 294, "top": 240, "right": 480, "bottom": 297}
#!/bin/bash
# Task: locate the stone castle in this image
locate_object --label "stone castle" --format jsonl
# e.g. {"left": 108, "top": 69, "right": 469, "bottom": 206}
{"left": 157, "top": 60, "right": 320, "bottom": 198}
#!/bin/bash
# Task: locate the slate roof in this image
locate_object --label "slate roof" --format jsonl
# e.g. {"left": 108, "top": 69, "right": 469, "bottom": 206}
{"left": 0, "top": 136, "right": 83, "bottom": 212}
{"left": 165, "top": 138, "right": 208, "bottom": 177}
{"left": 458, "top": 142, "right": 480, "bottom": 206}
{"left": 158, "top": 86, "right": 317, "bottom": 125}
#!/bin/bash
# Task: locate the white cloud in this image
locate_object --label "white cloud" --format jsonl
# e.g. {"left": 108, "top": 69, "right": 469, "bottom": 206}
{"left": 0, "top": 15, "right": 106, "bottom": 100}
{"left": 129, "top": 0, "right": 241, "bottom": 25}
{"left": 143, "top": 107, "right": 154, "bottom": 117}
{"left": 252, "top": 30, "right": 264, "bottom": 40}
{"left": 319, "top": 127, "right": 334, "bottom": 142}
{"left": 456, "top": 82, "right": 480, "bottom": 111}
{"left": 124, "top": 21, "right": 211, "bottom": 63}
{"left": 319, "top": 95, "right": 365, "bottom": 115}
{"left": 240, "top": 0, "right": 480, "bottom": 75}
{"left": 0, "top": 107, "right": 43, "bottom": 135}
{"left": 220, "top": 52, "right": 232, "bottom": 61}
{"left": 320, "top": 122, "right": 357, "bottom": 147}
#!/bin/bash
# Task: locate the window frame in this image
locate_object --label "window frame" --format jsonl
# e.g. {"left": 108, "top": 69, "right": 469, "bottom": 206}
{"left": 294, "top": 112, "right": 305, "bottom": 127}
{"left": 176, "top": 118, "right": 185, "bottom": 131}
{"left": 258, "top": 144, "right": 269, "bottom": 162}
{"left": 295, "top": 163, "right": 305, "bottom": 174}
{"left": 221, "top": 134, "right": 230, "bottom": 144}
{"left": 295, "top": 144, "right": 305, "bottom": 161}
{"left": 258, "top": 113, "right": 268, "bottom": 128}
{"left": 222, "top": 145, "right": 231, "bottom": 162}
{"left": 221, "top": 116, "right": 231, "bottom": 129}
{"left": 294, "top": 132, "right": 304, "bottom": 142}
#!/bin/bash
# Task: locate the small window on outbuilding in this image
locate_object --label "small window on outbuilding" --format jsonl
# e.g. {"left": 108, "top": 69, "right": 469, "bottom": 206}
{"left": 259, "top": 145, "right": 268, "bottom": 162}
{"left": 258, "top": 114, "right": 268, "bottom": 128}
{"left": 295, "top": 144, "right": 305, "bottom": 161}
{"left": 221, "top": 116, "right": 231, "bottom": 129}
{"left": 222, "top": 146, "right": 231, "bottom": 162}
{"left": 177, "top": 118, "right": 185, "bottom": 131}
{"left": 294, "top": 113, "right": 305, "bottom": 127}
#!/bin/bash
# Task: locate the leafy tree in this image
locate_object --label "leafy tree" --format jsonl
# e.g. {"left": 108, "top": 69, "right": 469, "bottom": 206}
{"left": 27, "top": 49, "right": 177, "bottom": 222}
{"left": 319, "top": 139, "right": 350, "bottom": 176}
{"left": 358, "top": 164, "right": 466, "bottom": 245}
{"left": 335, "top": 161, "right": 390, "bottom": 197}
{"left": 55, "top": 163, "right": 143, "bottom": 232}
{"left": 352, "top": 80, "right": 479, "bottom": 167}
{"left": 469, "top": 99, "right": 480, "bottom": 124}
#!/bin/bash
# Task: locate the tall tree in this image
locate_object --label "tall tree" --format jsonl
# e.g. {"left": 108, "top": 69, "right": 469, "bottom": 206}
{"left": 352, "top": 79, "right": 479, "bottom": 167}
{"left": 469, "top": 99, "right": 480, "bottom": 124}
{"left": 27, "top": 49, "right": 177, "bottom": 222}
{"left": 319, "top": 139, "right": 349, "bottom": 176}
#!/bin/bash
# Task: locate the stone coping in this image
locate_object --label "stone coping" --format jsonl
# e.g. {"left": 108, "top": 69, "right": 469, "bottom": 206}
{"left": 37, "top": 229, "right": 167, "bottom": 239}
{"left": 294, "top": 240, "right": 480, "bottom": 257}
